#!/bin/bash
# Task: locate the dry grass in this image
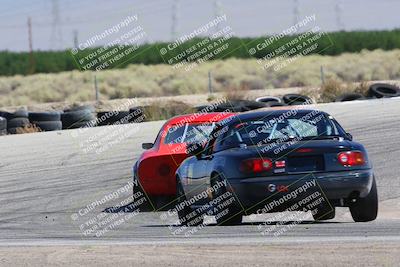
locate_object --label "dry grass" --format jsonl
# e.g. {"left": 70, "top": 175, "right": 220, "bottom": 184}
{"left": 1, "top": 49, "right": 400, "bottom": 107}
{"left": 319, "top": 79, "right": 349, "bottom": 102}
{"left": 353, "top": 81, "right": 370, "bottom": 95}
{"left": 142, "top": 100, "right": 196, "bottom": 121}
{"left": 224, "top": 84, "right": 251, "bottom": 102}
{"left": 316, "top": 79, "right": 369, "bottom": 103}
{"left": 302, "top": 79, "right": 374, "bottom": 103}
{"left": 298, "top": 86, "right": 318, "bottom": 103}
{"left": 15, "top": 124, "right": 41, "bottom": 134}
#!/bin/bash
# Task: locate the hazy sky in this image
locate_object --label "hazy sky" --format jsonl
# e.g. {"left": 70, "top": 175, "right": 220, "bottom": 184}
{"left": 1, "top": 0, "right": 399, "bottom": 51}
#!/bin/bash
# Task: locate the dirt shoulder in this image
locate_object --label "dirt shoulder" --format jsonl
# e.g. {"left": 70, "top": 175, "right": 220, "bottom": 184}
{"left": 0, "top": 241, "right": 398, "bottom": 267}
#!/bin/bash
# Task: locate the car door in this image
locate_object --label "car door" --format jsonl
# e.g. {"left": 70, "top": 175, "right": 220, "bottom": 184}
{"left": 184, "top": 126, "right": 226, "bottom": 204}
{"left": 183, "top": 131, "right": 219, "bottom": 205}
{"left": 182, "top": 150, "right": 209, "bottom": 205}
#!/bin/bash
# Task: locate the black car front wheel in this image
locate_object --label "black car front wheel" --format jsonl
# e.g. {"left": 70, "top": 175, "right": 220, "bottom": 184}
{"left": 211, "top": 173, "right": 243, "bottom": 226}
{"left": 176, "top": 177, "right": 203, "bottom": 226}
{"left": 349, "top": 177, "right": 378, "bottom": 222}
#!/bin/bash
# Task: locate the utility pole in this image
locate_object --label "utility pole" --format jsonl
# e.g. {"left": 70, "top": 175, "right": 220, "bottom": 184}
{"left": 320, "top": 66, "right": 325, "bottom": 85}
{"left": 94, "top": 75, "right": 99, "bottom": 101}
{"left": 50, "top": 0, "right": 63, "bottom": 50}
{"left": 293, "top": 0, "right": 300, "bottom": 25}
{"left": 171, "top": 0, "right": 180, "bottom": 40}
{"left": 208, "top": 71, "right": 213, "bottom": 95}
{"left": 335, "top": 0, "right": 345, "bottom": 31}
{"left": 27, "top": 17, "right": 35, "bottom": 74}
{"left": 213, "top": 0, "right": 223, "bottom": 33}
{"left": 73, "top": 30, "right": 78, "bottom": 48}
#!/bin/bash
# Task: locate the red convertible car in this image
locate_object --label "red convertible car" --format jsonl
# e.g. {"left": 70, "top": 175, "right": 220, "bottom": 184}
{"left": 132, "top": 112, "right": 235, "bottom": 210}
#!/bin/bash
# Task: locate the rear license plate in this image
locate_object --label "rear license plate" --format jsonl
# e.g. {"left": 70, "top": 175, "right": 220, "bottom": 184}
{"left": 287, "top": 156, "right": 324, "bottom": 172}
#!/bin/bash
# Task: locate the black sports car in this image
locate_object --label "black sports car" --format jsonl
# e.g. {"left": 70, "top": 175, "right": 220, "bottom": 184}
{"left": 175, "top": 109, "right": 378, "bottom": 226}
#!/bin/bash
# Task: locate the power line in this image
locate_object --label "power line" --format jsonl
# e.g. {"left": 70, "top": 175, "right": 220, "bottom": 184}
{"left": 0, "top": 0, "right": 170, "bottom": 29}
{"left": 0, "top": 0, "right": 99, "bottom": 20}
{"left": 0, "top": 0, "right": 47, "bottom": 18}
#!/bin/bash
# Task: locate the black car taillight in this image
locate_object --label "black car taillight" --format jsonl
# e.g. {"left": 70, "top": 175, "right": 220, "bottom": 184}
{"left": 337, "top": 151, "right": 365, "bottom": 166}
{"left": 240, "top": 158, "right": 273, "bottom": 173}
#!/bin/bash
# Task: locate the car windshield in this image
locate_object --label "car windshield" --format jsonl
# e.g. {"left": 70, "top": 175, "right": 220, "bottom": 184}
{"left": 164, "top": 123, "right": 215, "bottom": 144}
{"left": 225, "top": 112, "right": 341, "bottom": 146}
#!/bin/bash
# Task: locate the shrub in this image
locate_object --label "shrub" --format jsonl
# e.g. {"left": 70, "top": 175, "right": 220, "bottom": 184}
{"left": 1, "top": 29, "right": 400, "bottom": 76}
{"left": 143, "top": 101, "right": 195, "bottom": 121}
{"left": 1, "top": 49, "right": 400, "bottom": 107}
{"left": 319, "top": 79, "right": 347, "bottom": 102}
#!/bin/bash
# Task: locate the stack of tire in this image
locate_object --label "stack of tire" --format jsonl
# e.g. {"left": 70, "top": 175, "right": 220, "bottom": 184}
{"left": 129, "top": 106, "right": 147, "bottom": 123}
{"left": 335, "top": 93, "right": 365, "bottom": 102}
{"left": 0, "top": 109, "right": 30, "bottom": 134}
{"left": 336, "top": 83, "right": 400, "bottom": 102}
{"left": 96, "top": 107, "right": 147, "bottom": 126}
{"left": 97, "top": 110, "right": 132, "bottom": 126}
{"left": 255, "top": 94, "right": 314, "bottom": 106}
{"left": 255, "top": 96, "right": 286, "bottom": 107}
{"left": 0, "top": 116, "right": 6, "bottom": 136}
{"left": 367, "top": 83, "right": 400, "bottom": 99}
{"left": 28, "top": 112, "right": 62, "bottom": 132}
{"left": 282, "top": 94, "right": 313, "bottom": 105}
{"left": 196, "top": 100, "right": 268, "bottom": 113}
{"left": 61, "top": 105, "right": 97, "bottom": 129}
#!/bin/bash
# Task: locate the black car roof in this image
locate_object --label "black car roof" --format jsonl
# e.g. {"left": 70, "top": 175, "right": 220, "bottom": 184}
{"left": 219, "top": 108, "right": 328, "bottom": 125}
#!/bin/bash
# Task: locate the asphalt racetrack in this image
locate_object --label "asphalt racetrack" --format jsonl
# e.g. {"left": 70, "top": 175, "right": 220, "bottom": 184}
{"left": 0, "top": 98, "right": 399, "bottom": 265}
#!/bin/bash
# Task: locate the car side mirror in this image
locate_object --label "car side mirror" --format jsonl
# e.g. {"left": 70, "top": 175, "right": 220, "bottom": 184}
{"left": 186, "top": 143, "right": 204, "bottom": 159}
{"left": 346, "top": 133, "right": 353, "bottom": 141}
{"left": 142, "top": 143, "right": 153, "bottom": 150}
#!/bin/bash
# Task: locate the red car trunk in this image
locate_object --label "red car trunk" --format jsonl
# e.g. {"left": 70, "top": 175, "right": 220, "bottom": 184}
{"left": 138, "top": 144, "right": 188, "bottom": 195}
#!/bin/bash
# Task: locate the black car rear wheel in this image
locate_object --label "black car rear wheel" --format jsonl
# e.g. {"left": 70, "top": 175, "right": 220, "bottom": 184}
{"left": 176, "top": 177, "right": 203, "bottom": 226}
{"left": 211, "top": 173, "right": 243, "bottom": 226}
{"left": 349, "top": 177, "right": 378, "bottom": 222}
{"left": 312, "top": 206, "right": 335, "bottom": 221}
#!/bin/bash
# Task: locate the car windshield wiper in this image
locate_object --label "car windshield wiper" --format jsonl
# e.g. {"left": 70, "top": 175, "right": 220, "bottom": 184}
{"left": 252, "top": 135, "right": 344, "bottom": 145}
{"left": 303, "top": 135, "right": 343, "bottom": 140}
{"left": 266, "top": 135, "right": 343, "bottom": 142}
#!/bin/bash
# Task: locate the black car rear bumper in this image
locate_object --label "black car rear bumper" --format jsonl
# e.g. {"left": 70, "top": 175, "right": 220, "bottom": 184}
{"left": 228, "top": 169, "right": 374, "bottom": 209}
